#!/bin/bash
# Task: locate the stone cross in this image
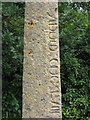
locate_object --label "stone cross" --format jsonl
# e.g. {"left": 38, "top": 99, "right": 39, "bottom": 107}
{"left": 23, "top": 1, "right": 62, "bottom": 118}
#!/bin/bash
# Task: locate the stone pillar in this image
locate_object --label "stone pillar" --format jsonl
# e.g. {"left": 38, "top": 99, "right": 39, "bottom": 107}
{"left": 23, "top": 1, "right": 62, "bottom": 118}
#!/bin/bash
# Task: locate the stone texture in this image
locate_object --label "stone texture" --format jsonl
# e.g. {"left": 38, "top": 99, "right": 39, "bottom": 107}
{"left": 23, "top": 1, "right": 62, "bottom": 118}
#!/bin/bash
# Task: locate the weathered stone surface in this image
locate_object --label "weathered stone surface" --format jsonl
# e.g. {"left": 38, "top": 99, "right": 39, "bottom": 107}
{"left": 23, "top": 1, "right": 62, "bottom": 118}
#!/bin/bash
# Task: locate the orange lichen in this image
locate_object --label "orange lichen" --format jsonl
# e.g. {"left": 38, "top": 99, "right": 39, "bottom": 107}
{"left": 28, "top": 50, "right": 32, "bottom": 56}
{"left": 27, "top": 20, "right": 34, "bottom": 29}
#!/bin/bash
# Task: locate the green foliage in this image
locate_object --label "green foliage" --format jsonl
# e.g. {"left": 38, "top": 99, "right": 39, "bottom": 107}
{"left": 2, "top": 2, "right": 90, "bottom": 119}
{"left": 2, "top": 3, "right": 25, "bottom": 118}
{"left": 59, "top": 2, "right": 90, "bottom": 119}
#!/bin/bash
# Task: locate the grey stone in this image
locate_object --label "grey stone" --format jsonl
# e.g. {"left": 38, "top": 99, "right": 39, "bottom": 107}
{"left": 23, "top": 1, "right": 62, "bottom": 118}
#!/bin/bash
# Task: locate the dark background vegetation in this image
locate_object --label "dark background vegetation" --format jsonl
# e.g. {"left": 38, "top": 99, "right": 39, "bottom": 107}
{"left": 2, "top": 3, "right": 25, "bottom": 118}
{"left": 2, "top": 2, "right": 90, "bottom": 119}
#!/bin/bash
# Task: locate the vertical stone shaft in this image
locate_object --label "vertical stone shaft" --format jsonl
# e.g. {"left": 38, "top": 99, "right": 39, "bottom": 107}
{"left": 23, "top": 1, "right": 62, "bottom": 118}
